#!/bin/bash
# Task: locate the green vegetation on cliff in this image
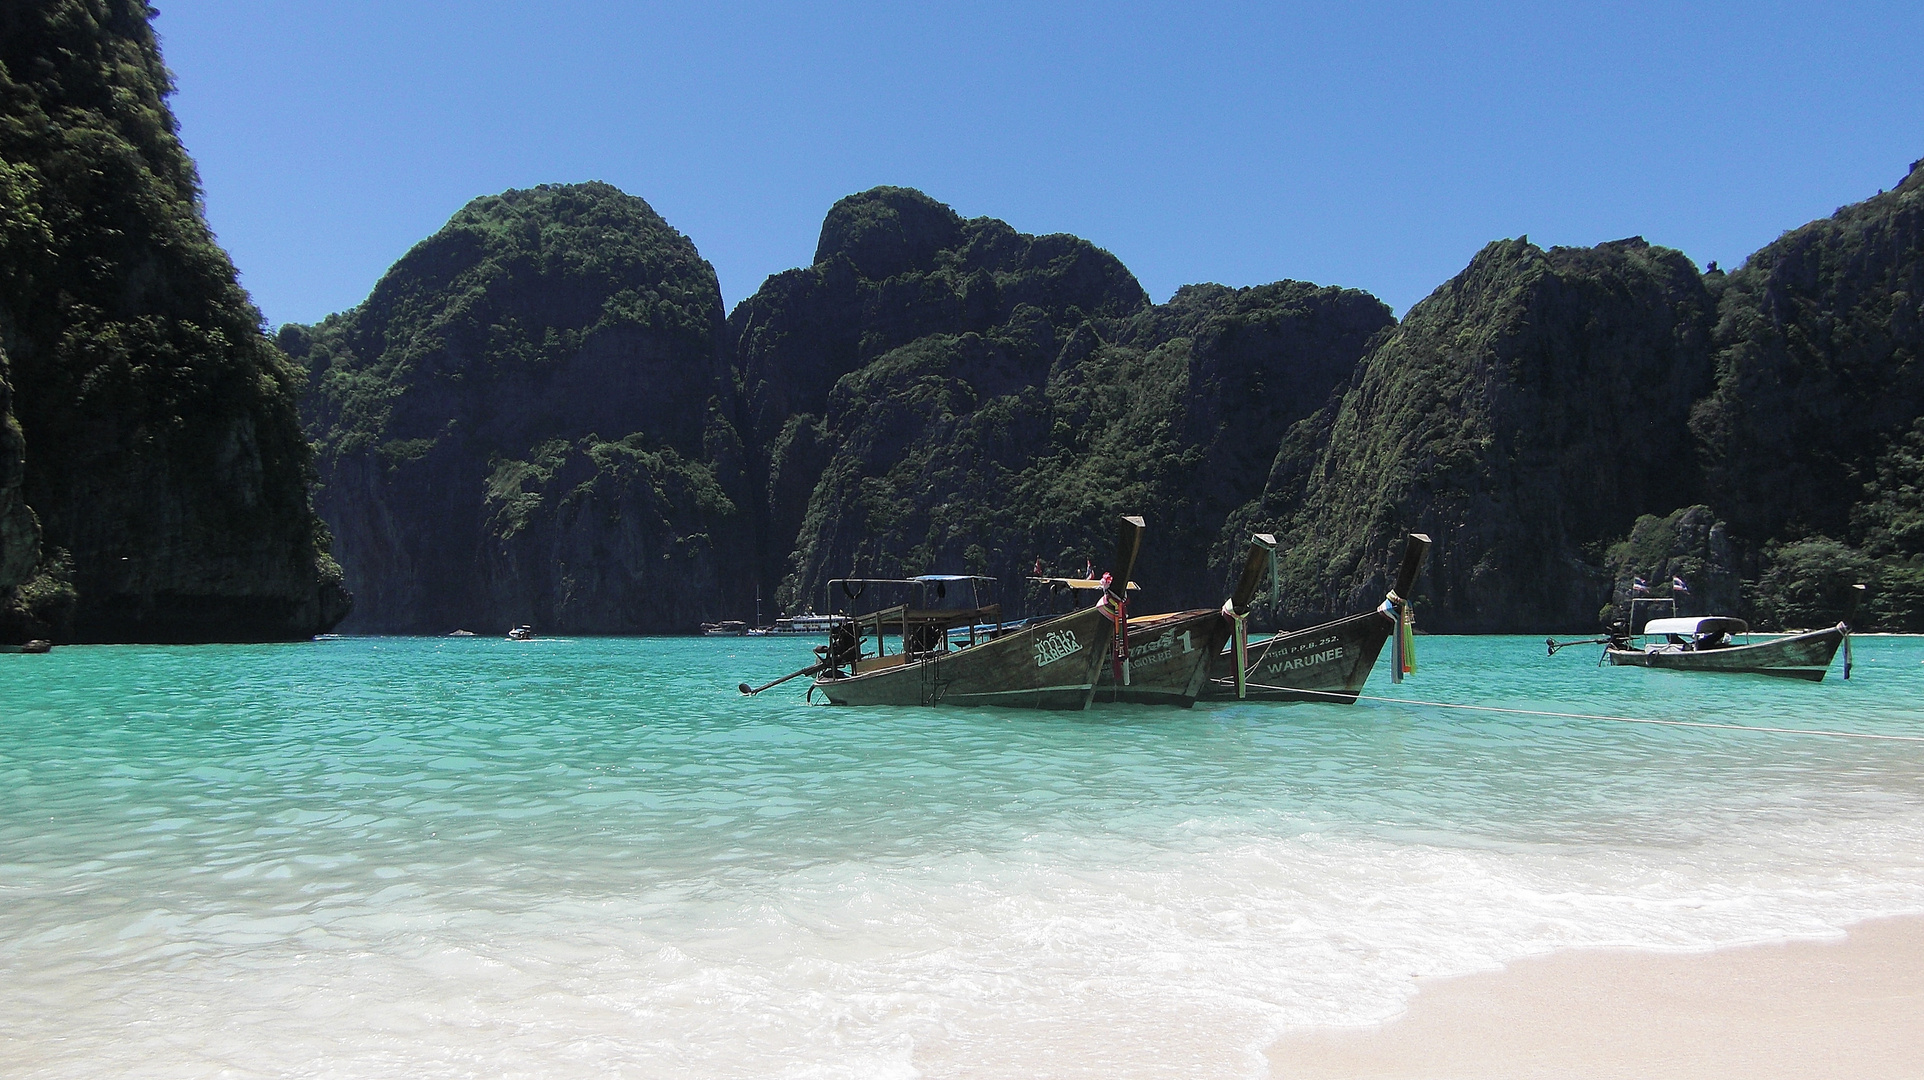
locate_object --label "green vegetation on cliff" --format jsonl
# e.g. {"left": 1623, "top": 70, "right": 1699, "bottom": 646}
{"left": 1694, "top": 160, "right": 1924, "bottom": 545}
{"left": 288, "top": 167, "right": 1924, "bottom": 635}
{"left": 734, "top": 188, "right": 1392, "bottom": 616}
{"left": 1234, "top": 236, "right": 1717, "bottom": 632}
{"left": 1217, "top": 159, "right": 1924, "bottom": 632}
{"left": 292, "top": 182, "right": 749, "bottom": 633}
{"left": 0, "top": 0, "right": 346, "bottom": 642}
{"left": 0, "top": 347, "right": 38, "bottom": 590}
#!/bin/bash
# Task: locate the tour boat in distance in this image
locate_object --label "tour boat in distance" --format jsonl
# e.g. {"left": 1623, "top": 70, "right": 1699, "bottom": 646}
{"left": 769, "top": 614, "right": 852, "bottom": 634}
{"left": 507, "top": 625, "right": 536, "bottom": 641}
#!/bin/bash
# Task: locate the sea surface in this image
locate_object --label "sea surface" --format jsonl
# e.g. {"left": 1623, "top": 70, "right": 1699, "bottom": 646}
{"left": 3, "top": 634, "right": 1923, "bottom": 1079}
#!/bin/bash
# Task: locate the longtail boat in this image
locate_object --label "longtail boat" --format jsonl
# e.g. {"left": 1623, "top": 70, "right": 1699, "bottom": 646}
{"left": 1201, "top": 533, "right": 1431, "bottom": 704}
{"left": 1547, "top": 596, "right": 1855, "bottom": 681}
{"left": 1601, "top": 618, "right": 1847, "bottom": 680}
{"left": 807, "top": 517, "right": 1145, "bottom": 709}
{"left": 1085, "top": 534, "right": 1281, "bottom": 706}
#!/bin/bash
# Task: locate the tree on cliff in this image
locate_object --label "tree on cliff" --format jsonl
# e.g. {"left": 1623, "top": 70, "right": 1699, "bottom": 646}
{"left": 0, "top": 0, "right": 347, "bottom": 642}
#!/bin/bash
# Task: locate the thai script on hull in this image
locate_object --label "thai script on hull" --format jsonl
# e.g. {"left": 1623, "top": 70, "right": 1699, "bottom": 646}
{"left": 1033, "top": 629, "right": 1081, "bottom": 668}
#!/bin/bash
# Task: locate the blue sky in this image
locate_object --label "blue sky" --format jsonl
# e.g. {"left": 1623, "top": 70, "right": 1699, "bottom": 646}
{"left": 158, "top": 1, "right": 1924, "bottom": 329}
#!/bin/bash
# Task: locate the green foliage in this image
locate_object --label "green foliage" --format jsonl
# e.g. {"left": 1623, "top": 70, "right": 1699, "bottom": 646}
{"left": 0, "top": 0, "right": 344, "bottom": 640}
{"left": 1692, "top": 159, "right": 1924, "bottom": 544}
{"left": 1241, "top": 236, "right": 1717, "bottom": 632}
{"left": 477, "top": 432, "right": 741, "bottom": 631}
{"left": 1598, "top": 506, "right": 1739, "bottom": 623}
{"left": 1751, "top": 538, "right": 1873, "bottom": 630}
{"left": 737, "top": 187, "right": 1389, "bottom": 615}
{"left": 297, "top": 181, "right": 724, "bottom": 462}
{"left": 1856, "top": 416, "right": 1924, "bottom": 559}
{"left": 291, "top": 181, "right": 748, "bottom": 632}
{"left": 0, "top": 347, "right": 36, "bottom": 589}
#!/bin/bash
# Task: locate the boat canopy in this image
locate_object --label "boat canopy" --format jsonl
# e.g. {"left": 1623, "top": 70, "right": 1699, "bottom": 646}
{"left": 1643, "top": 616, "right": 1748, "bottom": 637}
{"left": 911, "top": 575, "right": 996, "bottom": 583}
{"left": 1027, "top": 576, "right": 1141, "bottom": 591}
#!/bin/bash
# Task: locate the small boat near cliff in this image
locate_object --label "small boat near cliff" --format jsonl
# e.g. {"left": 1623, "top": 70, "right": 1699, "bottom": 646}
{"left": 1601, "top": 617, "right": 1848, "bottom": 680}
{"left": 1548, "top": 595, "right": 1855, "bottom": 681}
{"left": 1201, "top": 533, "right": 1431, "bottom": 704}
{"left": 806, "top": 517, "right": 1145, "bottom": 709}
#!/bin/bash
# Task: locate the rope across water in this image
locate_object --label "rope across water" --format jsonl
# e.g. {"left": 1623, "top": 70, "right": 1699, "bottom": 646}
{"left": 1232, "top": 682, "right": 1924, "bottom": 744}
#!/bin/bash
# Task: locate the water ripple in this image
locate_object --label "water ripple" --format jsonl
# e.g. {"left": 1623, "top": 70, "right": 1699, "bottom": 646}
{"left": 2, "top": 635, "right": 1922, "bottom": 1078}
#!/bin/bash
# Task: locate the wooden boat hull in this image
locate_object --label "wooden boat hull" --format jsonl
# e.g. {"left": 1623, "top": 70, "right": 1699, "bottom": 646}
{"left": 812, "top": 605, "right": 1115, "bottom": 709}
{"left": 1199, "top": 532, "right": 1429, "bottom": 705}
{"left": 1201, "top": 606, "right": 1396, "bottom": 704}
{"left": 1093, "top": 608, "right": 1227, "bottom": 706}
{"left": 1604, "top": 625, "right": 1845, "bottom": 680}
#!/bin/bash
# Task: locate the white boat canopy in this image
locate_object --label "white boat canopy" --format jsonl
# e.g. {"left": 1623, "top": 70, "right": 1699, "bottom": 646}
{"left": 1643, "top": 616, "right": 1748, "bottom": 637}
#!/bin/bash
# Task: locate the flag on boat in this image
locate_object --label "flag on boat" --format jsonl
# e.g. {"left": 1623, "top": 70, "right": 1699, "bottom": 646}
{"left": 1672, "top": 576, "right": 1689, "bottom": 593}
{"left": 1632, "top": 577, "right": 1649, "bottom": 593}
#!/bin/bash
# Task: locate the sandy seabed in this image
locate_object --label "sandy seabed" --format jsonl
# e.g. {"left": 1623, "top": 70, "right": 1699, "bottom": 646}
{"left": 1267, "top": 914, "right": 1924, "bottom": 1079}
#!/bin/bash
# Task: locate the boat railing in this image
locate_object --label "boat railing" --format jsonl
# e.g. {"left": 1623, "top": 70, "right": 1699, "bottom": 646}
{"left": 839, "top": 603, "right": 1004, "bottom": 672}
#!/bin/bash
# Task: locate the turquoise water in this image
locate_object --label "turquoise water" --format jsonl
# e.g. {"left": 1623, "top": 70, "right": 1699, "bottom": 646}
{"left": 3, "top": 635, "right": 1923, "bottom": 1078}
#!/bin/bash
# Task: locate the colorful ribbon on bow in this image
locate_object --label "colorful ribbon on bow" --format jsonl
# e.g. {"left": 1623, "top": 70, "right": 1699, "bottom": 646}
{"left": 1222, "top": 598, "right": 1249, "bottom": 699}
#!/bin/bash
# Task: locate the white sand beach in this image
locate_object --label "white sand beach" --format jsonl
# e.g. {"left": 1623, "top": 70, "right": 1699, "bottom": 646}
{"left": 1268, "top": 914, "right": 1924, "bottom": 1079}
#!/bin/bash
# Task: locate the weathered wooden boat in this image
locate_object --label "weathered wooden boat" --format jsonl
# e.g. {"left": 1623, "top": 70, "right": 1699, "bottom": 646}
{"left": 1602, "top": 616, "right": 1847, "bottom": 681}
{"left": 1201, "top": 533, "right": 1431, "bottom": 704}
{"left": 808, "top": 517, "right": 1144, "bottom": 709}
{"left": 1087, "top": 534, "right": 1281, "bottom": 706}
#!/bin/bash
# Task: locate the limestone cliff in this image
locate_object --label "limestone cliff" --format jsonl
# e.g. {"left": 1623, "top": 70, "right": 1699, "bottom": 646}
{"left": 736, "top": 188, "right": 1392, "bottom": 615}
{"left": 294, "top": 182, "right": 750, "bottom": 633}
{"left": 1693, "top": 159, "right": 1924, "bottom": 545}
{"left": 0, "top": 0, "right": 348, "bottom": 642}
{"left": 1244, "top": 237, "right": 1718, "bottom": 633}
{"left": 0, "top": 348, "right": 37, "bottom": 589}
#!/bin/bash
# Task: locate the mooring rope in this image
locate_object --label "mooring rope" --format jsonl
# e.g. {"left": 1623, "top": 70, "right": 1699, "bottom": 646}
{"left": 1232, "top": 681, "right": 1924, "bottom": 743}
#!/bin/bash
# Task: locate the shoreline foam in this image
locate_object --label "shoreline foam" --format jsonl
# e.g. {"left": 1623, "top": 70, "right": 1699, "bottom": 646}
{"left": 1266, "top": 913, "right": 1924, "bottom": 1079}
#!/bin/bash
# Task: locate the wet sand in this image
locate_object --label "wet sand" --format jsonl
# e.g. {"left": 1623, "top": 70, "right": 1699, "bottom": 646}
{"left": 1267, "top": 915, "right": 1924, "bottom": 1079}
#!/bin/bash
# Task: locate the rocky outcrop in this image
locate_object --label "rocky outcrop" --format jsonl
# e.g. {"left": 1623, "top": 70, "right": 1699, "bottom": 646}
{"left": 1682, "top": 159, "right": 1924, "bottom": 630}
{"left": 1244, "top": 237, "right": 1718, "bottom": 633}
{"left": 294, "top": 182, "right": 751, "bottom": 633}
{"left": 0, "top": 0, "right": 348, "bottom": 642}
{"left": 731, "top": 187, "right": 1153, "bottom": 603}
{"left": 282, "top": 159, "right": 1924, "bottom": 632}
{"left": 734, "top": 188, "right": 1392, "bottom": 615}
{"left": 1600, "top": 505, "right": 1742, "bottom": 625}
{"left": 0, "top": 348, "right": 38, "bottom": 588}
{"left": 1693, "top": 158, "right": 1924, "bottom": 545}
